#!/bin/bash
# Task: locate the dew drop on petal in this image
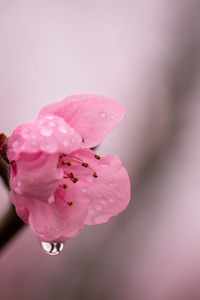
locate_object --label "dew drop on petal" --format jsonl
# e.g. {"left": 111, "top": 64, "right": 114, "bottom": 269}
{"left": 41, "top": 242, "right": 64, "bottom": 256}
{"left": 100, "top": 112, "right": 106, "bottom": 118}
{"left": 40, "top": 126, "right": 53, "bottom": 137}
{"left": 87, "top": 176, "right": 93, "bottom": 183}
{"left": 49, "top": 121, "right": 56, "bottom": 127}
{"left": 101, "top": 199, "right": 107, "bottom": 205}
{"left": 45, "top": 115, "right": 55, "bottom": 120}
{"left": 12, "top": 140, "right": 19, "bottom": 148}
{"left": 63, "top": 138, "right": 68, "bottom": 146}
{"left": 94, "top": 204, "right": 102, "bottom": 211}
{"left": 108, "top": 198, "right": 115, "bottom": 203}
{"left": 92, "top": 214, "right": 110, "bottom": 224}
{"left": 40, "top": 139, "right": 58, "bottom": 153}
{"left": 58, "top": 123, "right": 68, "bottom": 134}
{"left": 101, "top": 162, "right": 109, "bottom": 168}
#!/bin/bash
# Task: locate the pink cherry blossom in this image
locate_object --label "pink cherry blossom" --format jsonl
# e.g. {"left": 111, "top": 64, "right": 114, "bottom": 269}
{"left": 8, "top": 94, "right": 131, "bottom": 243}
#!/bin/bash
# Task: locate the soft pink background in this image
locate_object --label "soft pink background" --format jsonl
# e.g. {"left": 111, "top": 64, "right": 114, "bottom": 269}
{"left": 1, "top": 1, "right": 200, "bottom": 299}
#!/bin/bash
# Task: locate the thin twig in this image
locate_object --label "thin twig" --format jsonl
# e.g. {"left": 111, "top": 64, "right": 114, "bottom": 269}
{"left": 0, "top": 204, "right": 25, "bottom": 251}
{"left": 0, "top": 156, "right": 25, "bottom": 252}
{"left": 0, "top": 156, "right": 9, "bottom": 189}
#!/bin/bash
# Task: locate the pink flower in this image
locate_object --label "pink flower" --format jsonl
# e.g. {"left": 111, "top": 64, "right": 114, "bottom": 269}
{"left": 8, "top": 94, "right": 131, "bottom": 243}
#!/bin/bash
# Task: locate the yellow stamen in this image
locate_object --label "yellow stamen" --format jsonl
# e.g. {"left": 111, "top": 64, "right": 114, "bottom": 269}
{"left": 82, "top": 162, "right": 88, "bottom": 168}
{"left": 68, "top": 173, "right": 74, "bottom": 179}
{"left": 72, "top": 178, "right": 78, "bottom": 183}
{"left": 94, "top": 154, "right": 101, "bottom": 160}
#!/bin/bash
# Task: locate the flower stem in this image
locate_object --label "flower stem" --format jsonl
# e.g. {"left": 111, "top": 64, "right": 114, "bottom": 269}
{"left": 0, "top": 156, "right": 25, "bottom": 252}
{"left": 0, "top": 156, "right": 9, "bottom": 189}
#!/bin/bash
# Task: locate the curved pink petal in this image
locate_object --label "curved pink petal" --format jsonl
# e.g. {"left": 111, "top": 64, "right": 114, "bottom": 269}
{"left": 10, "top": 152, "right": 63, "bottom": 203}
{"left": 39, "top": 94, "right": 125, "bottom": 148}
{"left": 10, "top": 188, "right": 89, "bottom": 242}
{"left": 59, "top": 148, "right": 131, "bottom": 225}
{"left": 8, "top": 115, "right": 82, "bottom": 161}
{"left": 8, "top": 115, "right": 82, "bottom": 203}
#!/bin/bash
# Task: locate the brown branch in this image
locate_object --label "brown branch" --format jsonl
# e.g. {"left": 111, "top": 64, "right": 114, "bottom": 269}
{"left": 0, "top": 156, "right": 25, "bottom": 252}
{"left": 0, "top": 156, "right": 9, "bottom": 189}
{"left": 0, "top": 204, "right": 25, "bottom": 251}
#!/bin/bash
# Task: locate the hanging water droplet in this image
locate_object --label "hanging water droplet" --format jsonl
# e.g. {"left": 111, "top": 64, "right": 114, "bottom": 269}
{"left": 41, "top": 241, "right": 64, "bottom": 256}
{"left": 100, "top": 112, "right": 106, "bottom": 118}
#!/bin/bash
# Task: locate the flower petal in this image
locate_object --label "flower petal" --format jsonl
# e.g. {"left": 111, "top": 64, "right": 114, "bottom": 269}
{"left": 8, "top": 115, "right": 82, "bottom": 203}
{"left": 60, "top": 148, "right": 131, "bottom": 225}
{"left": 9, "top": 152, "right": 63, "bottom": 202}
{"left": 8, "top": 115, "right": 82, "bottom": 161}
{"left": 39, "top": 94, "right": 125, "bottom": 148}
{"left": 10, "top": 188, "right": 89, "bottom": 242}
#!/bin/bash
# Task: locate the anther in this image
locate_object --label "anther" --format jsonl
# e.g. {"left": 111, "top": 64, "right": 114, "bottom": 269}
{"left": 62, "top": 184, "right": 68, "bottom": 189}
{"left": 67, "top": 201, "right": 74, "bottom": 206}
{"left": 63, "top": 153, "right": 67, "bottom": 156}
{"left": 82, "top": 137, "right": 85, "bottom": 143}
{"left": 62, "top": 161, "right": 66, "bottom": 165}
{"left": 67, "top": 161, "right": 72, "bottom": 166}
{"left": 94, "top": 154, "right": 101, "bottom": 160}
{"left": 68, "top": 173, "right": 74, "bottom": 179}
{"left": 93, "top": 172, "right": 98, "bottom": 178}
{"left": 72, "top": 178, "right": 78, "bottom": 183}
{"left": 82, "top": 162, "right": 88, "bottom": 168}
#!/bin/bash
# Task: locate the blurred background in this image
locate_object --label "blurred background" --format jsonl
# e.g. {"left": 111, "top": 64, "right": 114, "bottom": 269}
{"left": 1, "top": 0, "right": 200, "bottom": 299}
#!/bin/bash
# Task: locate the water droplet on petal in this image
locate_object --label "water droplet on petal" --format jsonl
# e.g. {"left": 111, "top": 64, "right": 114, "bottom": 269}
{"left": 45, "top": 115, "right": 55, "bottom": 120}
{"left": 94, "top": 204, "right": 102, "bottom": 211}
{"left": 40, "top": 126, "right": 53, "bottom": 137}
{"left": 108, "top": 198, "right": 115, "bottom": 203}
{"left": 41, "top": 242, "right": 64, "bottom": 256}
{"left": 63, "top": 137, "right": 68, "bottom": 146}
{"left": 101, "top": 199, "right": 107, "bottom": 205}
{"left": 58, "top": 123, "right": 68, "bottom": 134}
{"left": 100, "top": 112, "right": 106, "bottom": 118}
{"left": 22, "top": 128, "right": 30, "bottom": 139}
{"left": 12, "top": 140, "right": 19, "bottom": 148}
{"left": 101, "top": 162, "right": 108, "bottom": 168}
{"left": 49, "top": 121, "right": 55, "bottom": 127}
{"left": 92, "top": 214, "right": 110, "bottom": 224}
{"left": 82, "top": 188, "right": 87, "bottom": 193}
{"left": 40, "top": 139, "right": 58, "bottom": 152}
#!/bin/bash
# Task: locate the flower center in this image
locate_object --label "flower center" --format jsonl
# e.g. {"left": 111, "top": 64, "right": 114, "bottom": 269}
{"left": 57, "top": 152, "right": 101, "bottom": 206}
